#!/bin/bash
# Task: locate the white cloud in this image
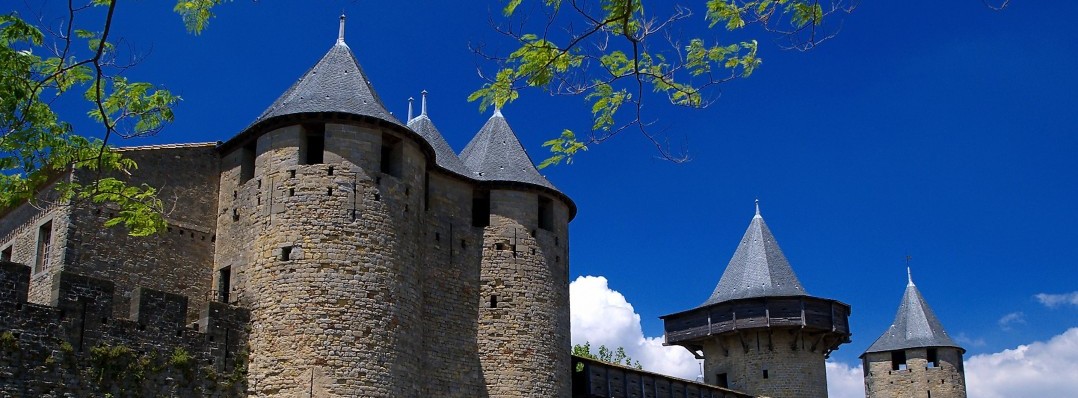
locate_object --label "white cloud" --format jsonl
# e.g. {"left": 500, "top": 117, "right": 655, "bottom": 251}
{"left": 1034, "top": 292, "right": 1078, "bottom": 308}
{"left": 955, "top": 332, "right": 987, "bottom": 348}
{"left": 966, "top": 327, "right": 1078, "bottom": 398}
{"left": 825, "top": 361, "right": 865, "bottom": 398}
{"left": 569, "top": 275, "right": 700, "bottom": 379}
{"left": 997, "top": 311, "right": 1025, "bottom": 330}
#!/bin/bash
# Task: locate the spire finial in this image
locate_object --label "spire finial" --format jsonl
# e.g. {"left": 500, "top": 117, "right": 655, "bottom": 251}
{"left": 407, "top": 97, "right": 414, "bottom": 122}
{"left": 906, "top": 255, "right": 914, "bottom": 286}
{"left": 421, "top": 90, "right": 428, "bottom": 116}
{"left": 754, "top": 199, "right": 761, "bottom": 218}
{"left": 493, "top": 106, "right": 503, "bottom": 118}
{"left": 338, "top": 14, "right": 346, "bottom": 44}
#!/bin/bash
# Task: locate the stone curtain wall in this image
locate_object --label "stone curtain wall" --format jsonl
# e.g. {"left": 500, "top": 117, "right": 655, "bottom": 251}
{"left": 65, "top": 144, "right": 220, "bottom": 322}
{"left": 702, "top": 330, "right": 829, "bottom": 398}
{"left": 420, "top": 171, "right": 485, "bottom": 396}
{"left": 0, "top": 261, "right": 249, "bottom": 397}
{"left": 864, "top": 348, "right": 967, "bottom": 398}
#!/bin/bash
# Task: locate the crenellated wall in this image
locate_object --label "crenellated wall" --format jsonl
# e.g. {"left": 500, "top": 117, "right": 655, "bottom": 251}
{"left": 0, "top": 261, "right": 249, "bottom": 397}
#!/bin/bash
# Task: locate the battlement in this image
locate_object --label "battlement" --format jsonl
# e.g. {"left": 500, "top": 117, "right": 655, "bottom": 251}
{"left": 0, "top": 261, "right": 250, "bottom": 397}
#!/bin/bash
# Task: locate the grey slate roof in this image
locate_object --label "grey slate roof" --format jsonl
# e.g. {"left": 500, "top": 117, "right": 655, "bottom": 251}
{"left": 250, "top": 42, "right": 402, "bottom": 127}
{"left": 863, "top": 274, "right": 962, "bottom": 354}
{"left": 407, "top": 115, "right": 469, "bottom": 176}
{"left": 459, "top": 110, "right": 560, "bottom": 192}
{"left": 701, "top": 206, "right": 807, "bottom": 305}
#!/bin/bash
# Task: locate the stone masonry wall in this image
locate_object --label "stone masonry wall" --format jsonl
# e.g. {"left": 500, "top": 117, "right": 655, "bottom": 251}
{"left": 65, "top": 144, "right": 220, "bottom": 322}
{"left": 0, "top": 261, "right": 249, "bottom": 397}
{"left": 478, "top": 189, "right": 571, "bottom": 398}
{"left": 217, "top": 122, "right": 425, "bottom": 397}
{"left": 0, "top": 178, "right": 74, "bottom": 307}
{"left": 419, "top": 171, "right": 484, "bottom": 397}
{"left": 702, "top": 329, "right": 829, "bottom": 398}
{"left": 864, "top": 348, "right": 966, "bottom": 398}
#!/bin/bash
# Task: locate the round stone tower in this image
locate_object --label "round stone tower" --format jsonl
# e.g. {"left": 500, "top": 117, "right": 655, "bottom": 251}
{"left": 212, "top": 17, "right": 432, "bottom": 396}
{"left": 661, "top": 203, "right": 851, "bottom": 398}
{"left": 861, "top": 270, "right": 966, "bottom": 398}
{"left": 460, "top": 109, "right": 575, "bottom": 397}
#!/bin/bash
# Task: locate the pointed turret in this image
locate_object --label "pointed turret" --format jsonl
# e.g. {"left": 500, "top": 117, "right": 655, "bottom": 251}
{"left": 863, "top": 271, "right": 961, "bottom": 354}
{"left": 661, "top": 203, "right": 851, "bottom": 398}
{"left": 460, "top": 110, "right": 560, "bottom": 193}
{"left": 247, "top": 15, "right": 401, "bottom": 129}
{"left": 703, "top": 203, "right": 806, "bottom": 304}
{"left": 862, "top": 270, "right": 967, "bottom": 398}
{"left": 407, "top": 92, "right": 469, "bottom": 175}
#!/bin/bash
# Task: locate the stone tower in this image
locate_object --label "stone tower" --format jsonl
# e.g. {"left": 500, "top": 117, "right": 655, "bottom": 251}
{"left": 213, "top": 17, "right": 429, "bottom": 396}
{"left": 861, "top": 270, "right": 966, "bottom": 398}
{"left": 461, "top": 109, "right": 574, "bottom": 397}
{"left": 661, "top": 203, "right": 851, "bottom": 398}
{"left": 208, "top": 16, "right": 575, "bottom": 397}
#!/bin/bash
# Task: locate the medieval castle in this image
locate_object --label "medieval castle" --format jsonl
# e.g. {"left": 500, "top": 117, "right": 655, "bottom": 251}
{"left": 0, "top": 16, "right": 966, "bottom": 398}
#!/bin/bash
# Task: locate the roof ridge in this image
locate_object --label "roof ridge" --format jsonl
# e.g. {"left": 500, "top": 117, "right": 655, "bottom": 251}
{"left": 116, "top": 142, "right": 218, "bottom": 151}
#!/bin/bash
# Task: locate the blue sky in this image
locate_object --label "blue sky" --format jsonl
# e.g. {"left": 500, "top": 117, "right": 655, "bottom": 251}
{"left": 16, "top": 0, "right": 1078, "bottom": 393}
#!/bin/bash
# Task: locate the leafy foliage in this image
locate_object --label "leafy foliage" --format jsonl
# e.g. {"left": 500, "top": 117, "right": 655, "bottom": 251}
{"left": 572, "top": 341, "right": 643, "bottom": 371}
{"left": 472, "top": 0, "right": 854, "bottom": 166}
{"left": 0, "top": 1, "right": 223, "bottom": 235}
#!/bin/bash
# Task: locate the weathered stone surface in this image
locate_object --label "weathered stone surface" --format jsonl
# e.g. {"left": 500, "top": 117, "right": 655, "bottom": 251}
{"left": 863, "top": 348, "right": 967, "bottom": 398}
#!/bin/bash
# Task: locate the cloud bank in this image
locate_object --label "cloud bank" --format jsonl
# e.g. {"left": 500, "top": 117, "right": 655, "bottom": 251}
{"left": 1034, "top": 291, "right": 1078, "bottom": 308}
{"left": 570, "top": 275, "right": 1078, "bottom": 398}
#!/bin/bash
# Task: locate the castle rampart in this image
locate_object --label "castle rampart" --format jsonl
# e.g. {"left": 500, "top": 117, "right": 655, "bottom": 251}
{"left": 0, "top": 261, "right": 248, "bottom": 397}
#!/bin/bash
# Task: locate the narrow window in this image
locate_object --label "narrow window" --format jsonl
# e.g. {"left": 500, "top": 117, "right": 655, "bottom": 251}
{"left": 288, "top": 188, "right": 295, "bottom": 197}
{"left": 218, "top": 266, "right": 231, "bottom": 303}
{"left": 300, "top": 123, "right": 325, "bottom": 165}
{"left": 490, "top": 295, "right": 498, "bottom": 308}
{"left": 927, "top": 348, "right": 939, "bottom": 368}
{"left": 762, "top": 369, "right": 769, "bottom": 379}
{"left": 1, "top": 246, "right": 11, "bottom": 262}
{"left": 35, "top": 221, "right": 53, "bottom": 272}
{"left": 327, "top": 166, "right": 334, "bottom": 176}
{"left": 280, "top": 246, "right": 293, "bottom": 261}
{"left": 891, "top": 350, "right": 908, "bottom": 371}
{"left": 327, "top": 187, "right": 334, "bottom": 196}
{"left": 538, "top": 196, "right": 554, "bottom": 231}
{"left": 240, "top": 142, "right": 256, "bottom": 183}
{"left": 472, "top": 190, "right": 490, "bottom": 227}
{"left": 380, "top": 134, "right": 403, "bottom": 177}
{"left": 716, "top": 373, "right": 729, "bottom": 388}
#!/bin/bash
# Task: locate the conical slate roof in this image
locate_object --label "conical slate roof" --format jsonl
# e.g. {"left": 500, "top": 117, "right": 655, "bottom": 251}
{"left": 459, "top": 110, "right": 559, "bottom": 192}
{"left": 863, "top": 272, "right": 962, "bottom": 354}
{"left": 250, "top": 39, "right": 401, "bottom": 127}
{"left": 702, "top": 204, "right": 807, "bottom": 305}
{"left": 408, "top": 114, "right": 468, "bottom": 176}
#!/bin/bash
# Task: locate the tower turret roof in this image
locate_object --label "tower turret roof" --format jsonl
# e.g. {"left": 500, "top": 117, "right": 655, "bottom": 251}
{"left": 247, "top": 17, "right": 401, "bottom": 129}
{"left": 459, "top": 110, "right": 560, "bottom": 193}
{"left": 863, "top": 271, "right": 962, "bottom": 355}
{"left": 407, "top": 93, "right": 469, "bottom": 175}
{"left": 701, "top": 203, "right": 807, "bottom": 305}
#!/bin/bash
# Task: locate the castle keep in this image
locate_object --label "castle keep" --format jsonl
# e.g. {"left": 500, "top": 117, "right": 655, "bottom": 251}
{"left": 0, "top": 15, "right": 966, "bottom": 398}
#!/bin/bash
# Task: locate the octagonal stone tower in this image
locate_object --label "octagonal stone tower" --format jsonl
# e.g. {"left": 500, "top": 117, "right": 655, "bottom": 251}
{"left": 861, "top": 270, "right": 966, "bottom": 398}
{"left": 661, "top": 203, "right": 851, "bottom": 398}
